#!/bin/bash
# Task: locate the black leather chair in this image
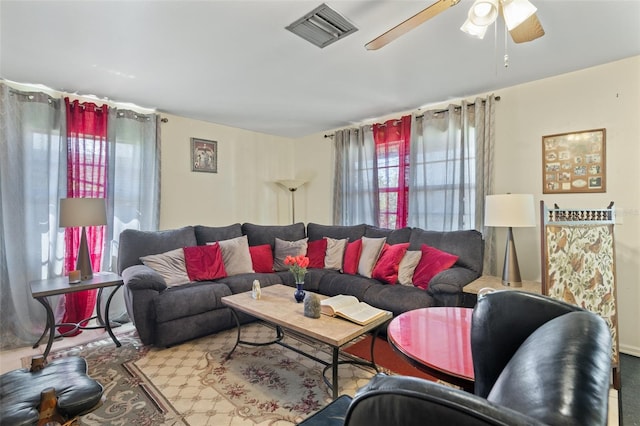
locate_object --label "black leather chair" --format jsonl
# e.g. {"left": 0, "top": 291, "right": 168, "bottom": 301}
{"left": 300, "top": 291, "right": 613, "bottom": 426}
{"left": 0, "top": 356, "right": 104, "bottom": 425}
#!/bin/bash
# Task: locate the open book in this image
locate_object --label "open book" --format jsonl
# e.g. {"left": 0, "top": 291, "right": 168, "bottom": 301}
{"left": 320, "top": 295, "right": 391, "bottom": 326}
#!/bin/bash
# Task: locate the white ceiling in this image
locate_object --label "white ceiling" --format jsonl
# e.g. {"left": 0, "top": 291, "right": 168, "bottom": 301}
{"left": 2, "top": 1, "right": 640, "bottom": 138}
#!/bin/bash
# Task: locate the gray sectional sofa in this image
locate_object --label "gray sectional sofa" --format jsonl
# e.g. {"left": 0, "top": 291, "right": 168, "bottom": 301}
{"left": 118, "top": 222, "right": 484, "bottom": 347}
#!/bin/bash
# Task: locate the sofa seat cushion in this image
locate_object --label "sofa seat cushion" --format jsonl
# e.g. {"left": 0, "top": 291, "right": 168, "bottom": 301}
{"left": 222, "top": 273, "right": 284, "bottom": 295}
{"left": 318, "top": 272, "right": 378, "bottom": 301}
{"left": 154, "top": 282, "right": 232, "bottom": 323}
{"left": 362, "top": 284, "right": 434, "bottom": 316}
{"left": 277, "top": 268, "right": 334, "bottom": 292}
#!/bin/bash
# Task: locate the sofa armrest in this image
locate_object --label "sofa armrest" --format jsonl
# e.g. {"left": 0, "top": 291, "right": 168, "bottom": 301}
{"left": 121, "top": 265, "right": 167, "bottom": 345}
{"left": 427, "top": 267, "right": 478, "bottom": 306}
{"left": 345, "top": 374, "right": 543, "bottom": 426}
{"left": 122, "top": 265, "right": 167, "bottom": 292}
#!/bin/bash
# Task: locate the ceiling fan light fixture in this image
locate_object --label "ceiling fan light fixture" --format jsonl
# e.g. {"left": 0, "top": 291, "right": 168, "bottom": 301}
{"left": 468, "top": 0, "right": 499, "bottom": 26}
{"left": 501, "top": 0, "right": 537, "bottom": 31}
{"left": 460, "top": 18, "right": 488, "bottom": 39}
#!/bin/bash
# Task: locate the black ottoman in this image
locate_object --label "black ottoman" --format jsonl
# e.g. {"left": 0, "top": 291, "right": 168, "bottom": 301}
{"left": 0, "top": 356, "right": 104, "bottom": 425}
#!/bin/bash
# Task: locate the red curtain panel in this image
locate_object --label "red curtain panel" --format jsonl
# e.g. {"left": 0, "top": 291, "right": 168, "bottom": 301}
{"left": 373, "top": 115, "right": 411, "bottom": 229}
{"left": 59, "top": 98, "right": 108, "bottom": 335}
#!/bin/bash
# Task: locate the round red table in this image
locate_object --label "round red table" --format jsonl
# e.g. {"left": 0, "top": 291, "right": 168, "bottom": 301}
{"left": 387, "top": 307, "right": 474, "bottom": 392}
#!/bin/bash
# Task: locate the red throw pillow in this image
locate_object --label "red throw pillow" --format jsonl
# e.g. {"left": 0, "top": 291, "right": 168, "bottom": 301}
{"left": 183, "top": 243, "right": 227, "bottom": 281}
{"left": 307, "top": 239, "right": 328, "bottom": 268}
{"left": 249, "top": 244, "right": 274, "bottom": 273}
{"left": 342, "top": 239, "right": 363, "bottom": 275}
{"left": 372, "top": 243, "right": 410, "bottom": 284}
{"left": 412, "top": 244, "right": 459, "bottom": 290}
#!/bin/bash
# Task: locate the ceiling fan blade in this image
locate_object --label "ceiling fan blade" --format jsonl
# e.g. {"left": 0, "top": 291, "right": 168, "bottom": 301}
{"left": 509, "top": 13, "right": 545, "bottom": 43}
{"left": 365, "top": 0, "right": 460, "bottom": 51}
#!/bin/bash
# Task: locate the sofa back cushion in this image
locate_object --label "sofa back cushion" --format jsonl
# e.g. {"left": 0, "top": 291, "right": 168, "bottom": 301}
{"left": 306, "top": 223, "right": 366, "bottom": 242}
{"left": 242, "top": 222, "right": 306, "bottom": 248}
{"left": 408, "top": 229, "right": 483, "bottom": 275}
{"left": 194, "top": 223, "right": 243, "bottom": 245}
{"left": 118, "top": 226, "right": 197, "bottom": 273}
{"left": 364, "top": 225, "right": 412, "bottom": 245}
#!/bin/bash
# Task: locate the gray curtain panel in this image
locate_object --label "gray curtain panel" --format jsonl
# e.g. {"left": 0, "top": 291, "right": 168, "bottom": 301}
{"left": 332, "top": 127, "right": 378, "bottom": 226}
{"left": 0, "top": 83, "right": 67, "bottom": 349}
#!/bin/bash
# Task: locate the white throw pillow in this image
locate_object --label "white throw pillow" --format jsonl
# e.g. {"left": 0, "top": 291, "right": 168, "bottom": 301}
{"left": 358, "top": 236, "right": 386, "bottom": 278}
{"left": 140, "top": 248, "right": 190, "bottom": 287}
{"left": 324, "top": 237, "right": 348, "bottom": 270}
{"left": 397, "top": 250, "right": 422, "bottom": 286}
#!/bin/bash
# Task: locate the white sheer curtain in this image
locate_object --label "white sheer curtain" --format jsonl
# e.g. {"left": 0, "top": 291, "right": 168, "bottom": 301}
{"left": 332, "top": 127, "right": 378, "bottom": 226}
{"left": 0, "top": 82, "right": 161, "bottom": 348}
{"left": 0, "top": 83, "right": 67, "bottom": 349}
{"left": 99, "top": 108, "right": 161, "bottom": 322}
{"left": 408, "top": 95, "right": 496, "bottom": 274}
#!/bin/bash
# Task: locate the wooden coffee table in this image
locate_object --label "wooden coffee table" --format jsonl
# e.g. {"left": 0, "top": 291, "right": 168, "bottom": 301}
{"left": 221, "top": 284, "right": 391, "bottom": 399}
{"left": 387, "top": 307, "right": 474, "bottom": 392}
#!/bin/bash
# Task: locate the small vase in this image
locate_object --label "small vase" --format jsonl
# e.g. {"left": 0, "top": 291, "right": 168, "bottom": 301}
{"left": 294, "top": 282, "right": 305, "bottom": 303}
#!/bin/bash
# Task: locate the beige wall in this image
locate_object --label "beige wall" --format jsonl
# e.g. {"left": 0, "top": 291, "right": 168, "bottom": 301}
{"left": 159, "top": 114, "right": 297, "bottom": 228}
{"left": 293, "top": 56, "right": 640, "bottom": 355}
{"left": 159, "top": 56, "right": 639, "bottom": 355}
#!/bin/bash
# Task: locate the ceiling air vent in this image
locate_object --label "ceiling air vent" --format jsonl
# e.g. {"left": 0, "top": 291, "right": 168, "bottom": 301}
{"left": 286, "top": 3, "right": 358, "bottom": 48}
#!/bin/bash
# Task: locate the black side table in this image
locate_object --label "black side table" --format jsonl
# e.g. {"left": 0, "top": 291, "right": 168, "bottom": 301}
{"left": 30, "top": 272, "right": 124, "bottom": 360}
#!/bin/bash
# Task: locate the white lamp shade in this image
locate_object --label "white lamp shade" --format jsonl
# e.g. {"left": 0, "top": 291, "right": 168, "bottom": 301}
{"left": 460, "top": 18, "right": 489, "bottom": 39}
{"left": 276, "top": 179, "right": 307, "bottom": 191}
{"left": 485, "top": 194, "right": 535, "bottom": 227}
{"left": 469, "top": 0, "right": 499, "bottom": 26}
{"left": 59, "top": 198, "right": 107, "bottom": 228}
{"left": 501, "top": 0, "right": 537, "bottom": 31}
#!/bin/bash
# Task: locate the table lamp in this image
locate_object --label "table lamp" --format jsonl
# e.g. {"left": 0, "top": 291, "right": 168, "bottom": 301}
{"left": 485, "top": 194, "right": 535, "bottom": 287}
{"left": 276, "top": 179, "right": 307, "bottom": 224}
{"left": 59, "top": 197, "right": 107, "bottom": 281}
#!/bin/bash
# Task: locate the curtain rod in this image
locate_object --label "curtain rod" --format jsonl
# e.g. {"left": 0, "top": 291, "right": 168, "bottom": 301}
{"left": 417, "top": 95, "right": 500, "bottom": 118}
{"left": 324, "top": 96, "right": 500, "bottom": 139}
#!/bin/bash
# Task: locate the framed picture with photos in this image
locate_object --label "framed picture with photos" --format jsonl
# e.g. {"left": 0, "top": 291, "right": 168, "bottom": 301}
{"left": 191, "top": 138, "right": 218, "bottom": 173}
{"left": 542, "top": 128, "right": 606, "bottom": 194}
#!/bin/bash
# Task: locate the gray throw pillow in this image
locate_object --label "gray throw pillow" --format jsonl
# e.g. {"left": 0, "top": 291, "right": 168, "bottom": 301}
{"left": 273, "top": 237, "right": 308, "bottom": 272}
{"left": 215, "top": 235, "right": 254, "bottom": 276}
{"left": 140, "top": 248, "right": 190, "bottom": 287}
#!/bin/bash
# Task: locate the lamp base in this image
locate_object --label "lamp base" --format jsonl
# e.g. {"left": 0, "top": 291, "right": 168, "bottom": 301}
{"left": 76, "top": 227, "right": 94, "bottom": 281}
{"left": 501, "top": 227, "right": 522, "bottom": 288}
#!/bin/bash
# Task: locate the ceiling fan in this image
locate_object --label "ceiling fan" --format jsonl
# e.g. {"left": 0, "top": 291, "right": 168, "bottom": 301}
{"left": 365, "top": 0, "right": 545, "bottom": 51}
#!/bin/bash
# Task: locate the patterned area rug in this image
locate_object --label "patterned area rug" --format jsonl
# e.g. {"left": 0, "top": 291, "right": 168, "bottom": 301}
{"left": 33, "top": 323, "right": 377, "bottom": 425}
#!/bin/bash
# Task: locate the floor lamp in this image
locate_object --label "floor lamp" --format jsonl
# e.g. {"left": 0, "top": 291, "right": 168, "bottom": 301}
{"left": 485, "top": 194, "right": 535, "bottom": 287}
{"left": 59, "top": 198, "right": 107, "bottom": 281}
{"left": 276, "top": 179, "right": 307, "bottom": 224}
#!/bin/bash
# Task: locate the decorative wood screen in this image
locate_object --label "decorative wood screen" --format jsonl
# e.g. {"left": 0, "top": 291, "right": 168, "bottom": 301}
{"left": 540, "top": 201, "right": 620, "bottom": 390}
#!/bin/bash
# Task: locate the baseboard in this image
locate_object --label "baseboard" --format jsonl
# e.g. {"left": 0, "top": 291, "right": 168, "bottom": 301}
{"left": 620, "top": 344, "right": 640, "bottom": 358}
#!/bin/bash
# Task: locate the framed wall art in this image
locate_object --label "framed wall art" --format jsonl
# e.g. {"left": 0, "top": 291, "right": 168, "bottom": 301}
{"left": 191, "top": 138, "right": 217, "bottom": 173}
{"left": 542, "top": 128, "right": 606, "bottom": 194}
